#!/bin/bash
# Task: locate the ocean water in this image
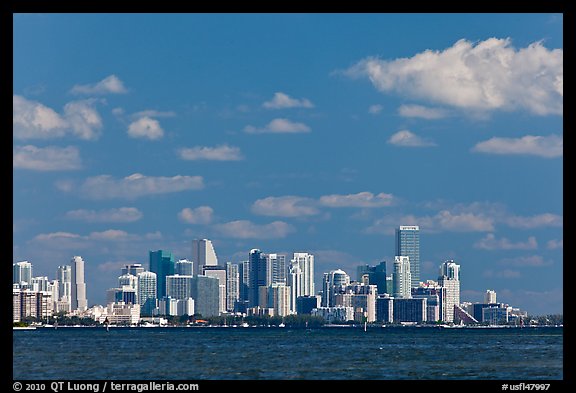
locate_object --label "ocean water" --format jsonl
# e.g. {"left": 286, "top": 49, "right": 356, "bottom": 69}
{"left": 13, "top": 326, "right": 562, "bottom": 380}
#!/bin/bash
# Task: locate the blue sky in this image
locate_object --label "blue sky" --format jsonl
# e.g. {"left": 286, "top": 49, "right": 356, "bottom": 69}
{"left": 13, "top": 13, "right": 563, "bottom": 315}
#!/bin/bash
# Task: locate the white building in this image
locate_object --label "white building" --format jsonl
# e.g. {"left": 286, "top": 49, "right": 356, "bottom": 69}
{"left": 166, "top": 274, "right": 193, "bottom": 300}
{"left": 202, "top": 267, "right": 227, "bottom": 314}
{"left": 100, "top": 302, "right": 140, "bottom": 325}
{"left": 393, "top": 256, "right": 411, "bottom": 299}
{"left": 438, "top": 260, "right": 460, "bottom": 323}
{"left": 484, "top": 289, "right": 497, "bottom": 304}
{"left": 192, "top": 239, "right": 218, "bottom": 277}
{"left": 71, "top": 256, "right": 88, "bottom": 312}
{"left": 269, "top": 283, "right": 291, "bottom": 317}
{"left": 312, "top": 306, "right": 354, "bottom": 323}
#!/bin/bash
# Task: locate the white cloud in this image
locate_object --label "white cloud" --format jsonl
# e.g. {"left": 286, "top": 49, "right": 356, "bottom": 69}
{"left": 505, "top": 213, "right": 563, "bottom": 229}
{"left": 546, "top": 239, "right": 563, "bottom": 249}
{"left": 398, "top": 104, "right": 447, "bottom": 119}
{"left": 368, "top": 104, "right": 383, "bottom": 114}
{"left": 88, "top": 229, "right": 131, "bottom": 241}
{"left": 178, "top": 145, "right": 243, "bottom": 161}
{"left": 472, "top": 134, "right": 562, "bottom": 158}
{"left": 132, "top": 110, "right": 176, "bottom": 119}
{"left": 499, "top": 255, "right": 553, "bottom": 267}
{"left": 244, "top": 118, "right": 311, "bottom": 134}
{"left": 474, "top": 233, "right": 538, "bottom": 250}
{"left": 178, "top": 206, "right": 214, "bottom": 224}
{"left": 344, "top": 38, "right": 563, "bottom": 115}
{"left": 61, "top": 173, "right": 204, "bottom": 200}
{"left": 251, "top": 196, "right": 319, "bottom": 217}
{"left": 65, "top": 207, "right": 143, "bottom": 223}
{"left": 263, "top": 92, "right": 314, "bottom": 109}
{"left": 13, "top": 96, "right": 102, "bottom": 140}
{"left": 213, "top": 220, "right": 295, "bottom": 239}
{"left": 435, "top": 210, "right": 494, "bottom": 232}
{"left": 320, "top": 192, "right": 394, "bottom": 208}
{"left": 388, "top": 130, "right": 436, "bottom": 147}
{"left": 13, "top": 145, "right": 81, "bottom": 171}
{"left": 70, "top": 75, "right": 128, "bottom": 95}
{"left": 127, "top": 116, "right": 164, "bottom": 140}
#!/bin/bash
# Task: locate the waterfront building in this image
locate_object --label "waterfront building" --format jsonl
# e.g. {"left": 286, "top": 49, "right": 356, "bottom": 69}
{"left": 56, "top": 265, "right": 72, "bottom": 312}
{"left": 71, "top": 256, "right": 88, "bottom": 312}
{"left": 13, "top": 287, "right": 53, "bottom": 322}
{"left": 472, "top": 302, "right": 500, "bottom": 322}
{"left": 393, "top": 256, "right": 411, "bottom": 299}
{"left": 393, "top": 297, "right": 427, "bottom": 323}
{"left": 321, "top": 269, "right": 351, "bottom": 307}
{"left": 291, "top": 252, "right": 315, "bottom": 294}
{"left": 13, "top": 261, "right": 32, "bottom": 286}
{"left": 137, "top": 271, "right": 157, "bottom": 317}
{"left": 101, "top": 302, "right": 140, "bottom": 325}
{"left": 203, "top": 266, "right": 227, "bottom": 314}
{"left": 482, "top": 305, "right": 510, "bottom": 325}
{"left": 311, "top": 306, "right": 354, "bottom": 323}
{"left": 412, "top": 281, "right": 446, "bottom": 323}
{"left": 192, "top": 275, "right": 220, "bottom": 318}
{"left": 166, "top": 274, "right": 193, "bottom": 300}
{"left": 296, "top": 295, "right": 321, "bottom": 315}
{"left": 149, "top": 250, "right": 175, "bottom": 299}
{"left": 438, "top": 260, "right": 460, "bottom": 323}
{"left": 191, "top": 239, "right": 218, "bottom": 277}
{"left": 396, "top": 225, "right": 420, "bottom": 288}
{"left": 106, "top": 286, "right": 137, "bottom": 305}
{"left": 118, "top": 274, "right": 138, "bottom": 303}
{"left": 376, "top": 295, "right": 394, "bottom": 323}
{"left": 226, "top": 262, "right": 239, "bottom": 312}
{"left": 268, "top": 283, "right": 291, "bottom": 317}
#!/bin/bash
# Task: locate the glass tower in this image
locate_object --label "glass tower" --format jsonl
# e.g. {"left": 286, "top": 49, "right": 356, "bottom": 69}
{"left": 396, "top": 225, "right": 420, "bottom": 288}
{"left": 149, "top": 250, "right": 175, "bottom": 299}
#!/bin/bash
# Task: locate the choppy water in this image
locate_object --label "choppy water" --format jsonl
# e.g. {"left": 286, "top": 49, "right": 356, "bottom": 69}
{"left": 13, "top": 326, "right": 562, "bottom": 380}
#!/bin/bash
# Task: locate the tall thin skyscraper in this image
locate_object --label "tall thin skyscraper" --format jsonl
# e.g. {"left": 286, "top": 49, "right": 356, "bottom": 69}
{"left": 291, "top": 253, "right": 315, "bottom": 296}
{"left": 57, "top": 265, "right": 72, "bottom": 307}
{"left": 248, "top": 249, "right": 270, "bottom": 307}
{"left": 396, "top": 225, "right": 420, "bottom": 288}
{"left": 138, "top": 271, "right": 157, "bottom": 316}
{"left": 191, "top": 239, "right": 218, "bottom": 277}
{"left": 203, "top": 266, "right": 227, "bottom": 314}
{"left": 71, "top": 256, "right": 88, "bottom": 311}
{"left": 149, "top": 250, "right": 175, "bottom": 299}
{"left": 238, "top": 261, "right": 250, "bottom": 306}
{"left": 438, "top": 260, "right": 460, "bottom": 323}
{"left": 226, "top": 262, "right": 239, "bottom": 312}
{"left": 393, "top": 256, "right": 411, "bottom": 299}
{"left": 13, "top": 261, "right": 32, "bottom": 285}
{"left": 268, "top": 253, "right": 286, "bottom": 285}
{"left": 166, "top": 274, "right": 193, "bottom": 300}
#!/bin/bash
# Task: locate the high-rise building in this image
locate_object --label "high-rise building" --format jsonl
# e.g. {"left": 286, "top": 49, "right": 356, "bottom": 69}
{"left": 248, "top": 249, "right": 269, "bottom": 307}
{"left": 393, "top": 256, "right": 411, "bottom": 299}
{"left": 191, "top": 239, "right": 218, "bottom": 277}
{"left": 376, "top": 295, "right": 394, "bottom": 323}
{"left": 137, "top": 271, "right": 157, "bottom": 317}
{"left": 356, "top": 261, "right": 387, "bottom": 294}
{"left": 396, "top": 225, "right": 420, "bottom": 288}
{"left": 149, "top": 250, "right": 175, "bottom": 299}
{"left": 226, "top": 262, "right": 239, "bottom": 313}
{"left": 268, "top": 253, "right": 287, "bottom": 285}
{"left": 296, "top": 295, "right": 320, "bottom": 315}
{"left": 71, "top": 256, "right": 88, "bottom": 311}
{"left": 268, "top": 283, "right": 291, "bottom": 317}
{"left": 412, "top": 281, "right": 445, "bottom": 323}
{"left": 484, "top": 289, "right": 497, "bottom": 304}
{"left": 176, "top": 259, "right": 194, "bottom": 276}
{"left": 56, "top": 265, "right": 72, "bottom": 310}
{"left": 13, "top": 261, "right": 32, "bottom": 286}
{"left": 203, "top": 266, "right": 227, "bottom": 314}
{"left": 122, "top": 263, "right": 144, "bottom": 277}
{"left": 393, "top": 297, "right": 427, "bottom": 323}
{"left": 118, "top": 274, "right": 138, "bottom": 303}
{"left": 290, "top": 252, "right": 315, "bottom": 295}
{"left": 166, "top": 274, "right": 193, "bottom": 300}
{"left": 438, "top": 260, "right": 461, "bottom": 323}
{"left": 192, "top": 275, "right": 220, "bottom": 318}
{"left": 321, "top": 269, "right": 350, "bottom": 307}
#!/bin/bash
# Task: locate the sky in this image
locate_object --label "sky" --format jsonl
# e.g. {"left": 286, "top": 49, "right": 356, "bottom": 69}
{"left": 12, "top": 13, "right": 563, "bottom": 316}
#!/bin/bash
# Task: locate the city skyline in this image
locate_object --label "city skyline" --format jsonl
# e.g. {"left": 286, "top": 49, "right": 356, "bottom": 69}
{"left": 13, "top": 14, "right": 563, "bottom": 316}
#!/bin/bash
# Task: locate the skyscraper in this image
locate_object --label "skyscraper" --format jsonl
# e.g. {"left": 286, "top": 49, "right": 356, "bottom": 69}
{"left": 268, "top": 253, "right": 287, "bottom": 285}
{"left": 149, "top": 250, "right": 175, "bottom": 299}
{"left": 238, "top": 261, "right": 250, "bottom": 305}
{"left": 71, "top": 256, "right": 88, "bottom": 311}
{"left": 191, "top": 239, "right": 218, "bottom": 277}
{"left": 356, "top": 261, "right": 387, "bottom": 294}
{"left": 122, "top": 263, "right": 144, "bottom": 276}
{"left": 176, "top": 259, "right": 194, "bottom": 276}
{"left": 192, "top": 275, "right": 220, "bottom": 318}
{"left": 13, "top": 261, "right": 32, "bottom": 286}
{"left": 291, "top": 253, "right": 315, "bottom": 296}
{"left": 393, "top": 256, "right": 411, "bottom": 299}
{"left": 56, "top": 265, "right": 72, "bottom": 303}
{"left": 137, "top": 271, "right": 157, "bottom": 317}
{"left": 226, "top": 262, "right": 239, "bottom": 312}
{"left": 396, "top": 225, "right": 420, "bottom": 288}
{"left": 485, "top": 289, "right": 497, "bottom": 304}
{"left": 438, "top": 260, "right": 461, "bottom": 323}
{"left": 203, "top": 266, "right": 227, "bottom": 314}
{"left": 248, "top": 249, "right": 270, "bottom": 307}
{"left": 166, "top": 274, "right": 194, "bottom": 300}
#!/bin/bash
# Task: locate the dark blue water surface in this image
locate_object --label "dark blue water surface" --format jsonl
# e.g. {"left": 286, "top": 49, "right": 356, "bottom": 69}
{"left": 13, "top": 326, "right": 562, "bottom": 380}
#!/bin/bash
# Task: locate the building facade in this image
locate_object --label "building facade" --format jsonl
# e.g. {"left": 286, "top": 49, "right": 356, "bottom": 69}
{"left": 396, "top": 226, "right": 420, "bottom": 288}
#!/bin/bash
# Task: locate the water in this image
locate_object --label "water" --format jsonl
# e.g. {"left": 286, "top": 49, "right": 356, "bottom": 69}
{"left": 13, "top": 326, "right": 562, "bottom": 380}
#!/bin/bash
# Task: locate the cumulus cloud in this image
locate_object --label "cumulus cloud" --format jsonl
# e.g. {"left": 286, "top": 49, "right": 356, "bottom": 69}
{"left": 319, "top": 192, "right": 394, "bottom": 208}
{"left": 70, "top": 75, "right": 128, "bottom": 95}
{"left": 251, "top": 196, "right": 319, "bottom": 217}
{"left": 244, "top": 118, "right": 311, "bottom": 134}
{"left": 368, "top": 104, "right": 383, "bottom": 114}
{"left": 132, "top": 110, "right": 176, "bottom": 119}
{"left": 263, "top": 92, "right": 314, "bottom": 109}
{"left": 178, "top": 206, "right": 214, "bottom": 224}
{"left": 127, "top": 116, "right": 164, "bottom": 140}
{"left": 499, "top": 255, "right": 553, "bottom": 267}
{"left": 398, "top": 104, "right": 448, "bottom": 119}
{"left": 59, "top": 173, "right": 204, "bottom": 200}
{"left": 546, "top": 239, "right": 563, "bottom": 249}
{"left": 388, "top": 130, "right": 436, "bottom": 147}
{"left": 13, "top": 145, "right": 81, "bottom": 171}
{"left": 474, "top": 233, "right": 538, "bottom": 250}
{"left": 472, "top": 134, "right": 562, "bottom": 158}
{"left": 344, "top": 38, "right": 563, "bottom": 115}
{"left": 178, "top": 145, "right": 243, "bottom": 161}
{"left": 213, "top": 220, "right": 295, "bottom": 239}
{"left": 13, "top": 95, "right": 102, "bottom": 140}
{"left": 65, "top": 207, "right": 143, "bottom": 223}
{"left": 32, "top": 229, "right": 162, "bottom": 251}
{"left": 505, "top": 213, "right": 562, "bottom": 229}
